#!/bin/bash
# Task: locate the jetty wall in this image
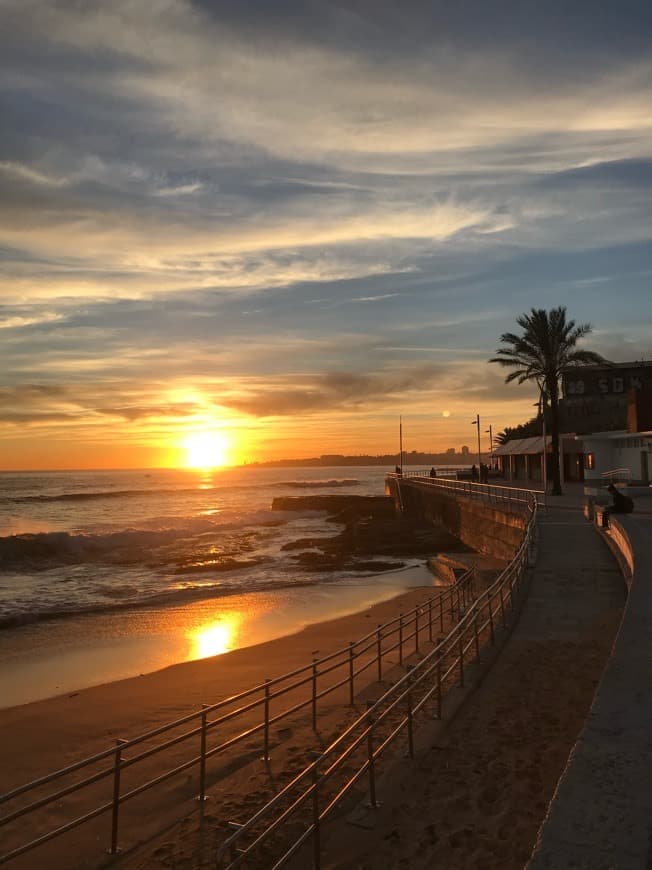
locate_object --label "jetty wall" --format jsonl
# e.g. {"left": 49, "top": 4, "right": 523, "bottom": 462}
{"left": 385, "top": 477, "right": 527, "bottom": 561}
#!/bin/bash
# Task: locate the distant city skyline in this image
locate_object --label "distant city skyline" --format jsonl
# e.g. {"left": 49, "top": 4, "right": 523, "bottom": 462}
{"left": 1, "top": 1, "right": 652, "bottom": 469}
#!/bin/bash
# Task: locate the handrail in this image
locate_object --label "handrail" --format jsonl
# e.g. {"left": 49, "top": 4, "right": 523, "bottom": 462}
{"left": 600, "top": 467, "right": 631, "bottom": 483}
{"left": 389, "top": 471, "right": 544, "bottom": 507}
{"left": 216, "top": 492, "right": 537, "bottom": 868}
{"left": 0, "top": 565, "right": 476, "bottom": 864}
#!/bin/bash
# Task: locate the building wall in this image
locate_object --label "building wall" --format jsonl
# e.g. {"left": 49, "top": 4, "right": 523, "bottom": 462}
{"left": 561, "top": 362, "right": 652, "bottom": 434}
{"left": 582, "top": 433, "right": 652, "bottom": 483}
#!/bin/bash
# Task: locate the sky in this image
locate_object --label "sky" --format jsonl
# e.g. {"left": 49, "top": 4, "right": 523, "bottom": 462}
{"left": 1, "top": 0, "right": 652, "bottom": 470}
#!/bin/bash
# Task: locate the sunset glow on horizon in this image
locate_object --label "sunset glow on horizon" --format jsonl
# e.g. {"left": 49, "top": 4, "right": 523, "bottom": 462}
{"left": 1, "top": 2, "right": 652, "bottom": 471}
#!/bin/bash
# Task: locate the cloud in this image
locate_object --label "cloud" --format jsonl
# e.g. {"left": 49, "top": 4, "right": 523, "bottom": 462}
{"left": 1, "top": 1, "right": 652, "bottom": 462}
{"left": 219, "top": 365, "right": 443, "bottom": 417}
{"left": 0, "top": 161, "right": 67, "bottom": 187}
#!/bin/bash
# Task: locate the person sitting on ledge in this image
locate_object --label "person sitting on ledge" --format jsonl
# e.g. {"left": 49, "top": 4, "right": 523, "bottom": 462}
{"left": 606, "top": 483, "right": 634, "bottom": 515}
{"left": 429, "top": 467, "right": 437, "bottom": 478}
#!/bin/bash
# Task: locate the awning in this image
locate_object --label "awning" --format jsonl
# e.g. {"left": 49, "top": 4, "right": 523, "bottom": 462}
{"left": 493, "top": 436, "right": 550, "bottom": 456}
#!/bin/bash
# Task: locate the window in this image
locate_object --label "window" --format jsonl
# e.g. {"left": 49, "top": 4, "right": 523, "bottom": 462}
{"left": 585, "top": 453, "right": 596, "bottom": 470}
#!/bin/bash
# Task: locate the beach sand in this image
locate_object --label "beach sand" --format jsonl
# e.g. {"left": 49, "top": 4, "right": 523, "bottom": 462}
{"left": 0, "top": 579, "right": 453, "bottom": 869}
{"left": 1, "top": 552, "right": 620, "bottom": 870}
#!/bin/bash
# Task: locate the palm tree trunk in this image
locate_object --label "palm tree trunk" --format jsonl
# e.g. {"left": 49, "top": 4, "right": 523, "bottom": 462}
{"left": 548, "top": 380, "right": 563, "bottom": 495}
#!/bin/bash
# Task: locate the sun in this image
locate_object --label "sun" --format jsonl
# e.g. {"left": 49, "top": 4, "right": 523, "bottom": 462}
{"left": 183, "top": 431, "right": 231, "bottom": 469}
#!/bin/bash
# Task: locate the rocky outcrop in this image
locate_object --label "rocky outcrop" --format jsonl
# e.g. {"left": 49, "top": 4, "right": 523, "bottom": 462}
{"left": 272, "top": 494, "right": 469, "bottom": 573}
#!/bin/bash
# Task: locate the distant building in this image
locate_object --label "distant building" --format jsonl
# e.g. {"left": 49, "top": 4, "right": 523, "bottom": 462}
{"left": 495, "top": 379, "right": 652, "bottom": 485}
{"left": 446, "top": 447, "right": 455, "bottom": 455}
{"left": 493, "top": 435, "right": 584, "bottom": 483}
{"left": 461, "top": 445, "right": 470, "bottom": 455}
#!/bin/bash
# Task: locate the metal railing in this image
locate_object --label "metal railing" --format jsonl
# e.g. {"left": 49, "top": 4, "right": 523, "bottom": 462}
{"left": 0, "top": 570, "right": 476, "bottom": 865}
{"left": 600, "top": 467, "right": 632, "bottom": 483}
{"left": 389, "top": 470, "right": 543, "bottom": 507}
{"left": 216, "top": 492, "right": 537, "bottom": 869}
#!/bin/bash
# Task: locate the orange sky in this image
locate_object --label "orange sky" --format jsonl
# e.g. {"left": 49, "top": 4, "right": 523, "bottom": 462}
{"left": 2, "top": 2, "right": 651, "bottom": 470}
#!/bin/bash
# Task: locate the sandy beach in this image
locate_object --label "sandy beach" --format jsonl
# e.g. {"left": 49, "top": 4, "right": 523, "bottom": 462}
{"left": 0, "top": 564, "right": 439, "bottom": 708}
{"left": 1, "top": 580, "right": 453, "bottom": 869}
{"left": 1, "top": 527, "right": 623, "bottom": 870}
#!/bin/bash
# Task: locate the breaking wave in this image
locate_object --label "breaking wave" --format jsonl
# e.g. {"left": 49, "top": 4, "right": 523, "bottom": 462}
{"left": 0, "top": 511, "right": 290, "bottom": 571}
{"left": 276, "top": 478, "right": 360, "bottom": 488}
{"left": 2, "top": 478, "right": 361, "bottom": 504}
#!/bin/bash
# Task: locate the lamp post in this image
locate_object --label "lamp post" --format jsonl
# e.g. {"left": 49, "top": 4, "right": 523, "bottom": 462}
{"left": 536, "top": 388, "right": 548, "bottom": 510}
{"left": 485, "top": 424, "right": 493, "bottom": 469}
{"left": 471, "top": 414, "right": 481, "bottom": 475}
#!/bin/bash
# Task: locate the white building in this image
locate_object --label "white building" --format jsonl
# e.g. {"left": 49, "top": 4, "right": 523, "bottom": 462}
{"left": 579, "top": 430, "right": 652, "bottom": 484}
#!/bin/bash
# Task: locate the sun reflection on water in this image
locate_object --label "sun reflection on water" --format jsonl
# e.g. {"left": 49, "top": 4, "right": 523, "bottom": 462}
{"left": 188, "top": 612, "right": 243, "bottom": 659}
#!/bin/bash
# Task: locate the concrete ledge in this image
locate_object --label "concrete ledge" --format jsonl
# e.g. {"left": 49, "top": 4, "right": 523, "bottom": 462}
{"left": 528, "top": 508, "right": 652, "bottom": 870}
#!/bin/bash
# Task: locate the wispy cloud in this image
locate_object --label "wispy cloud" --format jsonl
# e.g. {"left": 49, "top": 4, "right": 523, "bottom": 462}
{"left": 1, "top": 0, "right": 651, "bottom": 464}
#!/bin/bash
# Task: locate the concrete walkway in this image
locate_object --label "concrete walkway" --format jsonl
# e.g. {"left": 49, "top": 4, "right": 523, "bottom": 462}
{"left": 317, "top": 494, "right": 627, "bottom": 869}
{"left": 529, "top": 500, "right": 652, "bottom": 869}
{"left": 525, "top": 498, "right": 624, "bottom": 644}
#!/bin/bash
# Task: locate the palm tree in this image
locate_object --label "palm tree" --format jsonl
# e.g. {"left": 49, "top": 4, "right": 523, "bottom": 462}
{"left": 489, "top": 307, "right": 606, "bottom": 495}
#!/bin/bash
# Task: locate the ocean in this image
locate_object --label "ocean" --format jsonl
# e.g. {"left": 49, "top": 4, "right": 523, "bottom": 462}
{"left": 0, "top": 466, "right": 404, "bottom": 629}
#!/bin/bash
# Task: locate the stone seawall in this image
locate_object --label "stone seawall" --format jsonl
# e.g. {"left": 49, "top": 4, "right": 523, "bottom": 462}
{"left": 386, "top": 478, "right": 527, "bottom": 562}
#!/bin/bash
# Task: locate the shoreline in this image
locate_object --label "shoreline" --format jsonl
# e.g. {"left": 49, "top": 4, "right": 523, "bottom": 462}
{"left": 0, "top": 563, "right": 440, "bottom": 709}
{"left": 0, "top": 584, "right": 439, "bottom": 809}
{"left": 0, "top": 557, "right": 502, "bottom": 868}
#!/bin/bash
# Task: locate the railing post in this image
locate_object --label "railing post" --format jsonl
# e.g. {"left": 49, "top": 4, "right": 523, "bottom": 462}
{"left": 440, "top": 595, "right": 445, "bottom": 633}
{"left": 366, "top": 700, "right": 378, "bottom": 808}
{"left": 197, "top": 704, "right": 209, "bottom": 802}
{"left": 406, "top": 664, "right": 415, "bottom": 759}
{"left": 398, "top": 614, "right": 404, "bottom": 667}
{"left": 428, "top": 598, "right": 433, "bottom": 642}
{"left": 376, "top": 625, "right": 383, "bottom": 682}
{"left": 499, "top": 586, "right": 507, "bottom": 627}
{"left": 109, "top": 738, "right": 127, "bottom": 855}
{"left": 310, "top": 753, "right": 322, "bottom": 870}
{"left": 225, "top": 821, "right": 244, "bottom": 867}
{"left": 311, "top": 652, "right": 319, "bottom": 731}
{"left": 458, "top": 628, "right": 465, "bottom": 687}
{"left": 415, "top": 607, "right": 420, "bottom": 654}
{"left": 348, "top": 642, "right": 355, "bottom": 705}
{"left": 473, "top": 613, "right": 480, "bottom": 661}
{"left": 435, "top": 657, "right": 442, "bottom": 720}
{"left": 263, "top": 678, "right": 271, "bottom": 762}
{"left": 488, "top": 596, "right": 495, "bottom": 645}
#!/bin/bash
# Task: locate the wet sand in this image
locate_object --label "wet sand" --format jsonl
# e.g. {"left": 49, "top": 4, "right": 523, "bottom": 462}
{"left": 0, "top": 582, "right": 446, "bottom": 869}
{"left": 0, "top": 564, "right": 436, "bottom": 707}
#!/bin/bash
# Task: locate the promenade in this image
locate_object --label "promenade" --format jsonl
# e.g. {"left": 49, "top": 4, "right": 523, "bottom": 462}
{"left": 529, "top": 495, "right": 652, "bottom": 869}
{"left": 317, "top": 484, "right": 630, "bottom": 869}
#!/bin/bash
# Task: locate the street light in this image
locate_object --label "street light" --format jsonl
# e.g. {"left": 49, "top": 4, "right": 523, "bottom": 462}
{"left": 471, "top": 414, "right": 481, "bottom": 476}
{"left": 485, "top": 424, "right": 493, "bottom": 469}
{"left": 535, "top": 387, "right": 548, "bottom": 510}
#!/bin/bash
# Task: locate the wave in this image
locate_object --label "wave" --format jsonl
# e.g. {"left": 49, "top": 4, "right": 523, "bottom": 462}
{"left": 3, "top": 486, "right": 209, "bottom": 504}
{"left": 276, "top": 478, "right": 361, "bottom": 488}
{"left": 0, "top": 512, "right": 290, "bottom": 570}
{"left": 3, "top": 478, "right": 361, "bottom": 504}
{"left": 0, "top": 577, "right": 319, "bottom": 630}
